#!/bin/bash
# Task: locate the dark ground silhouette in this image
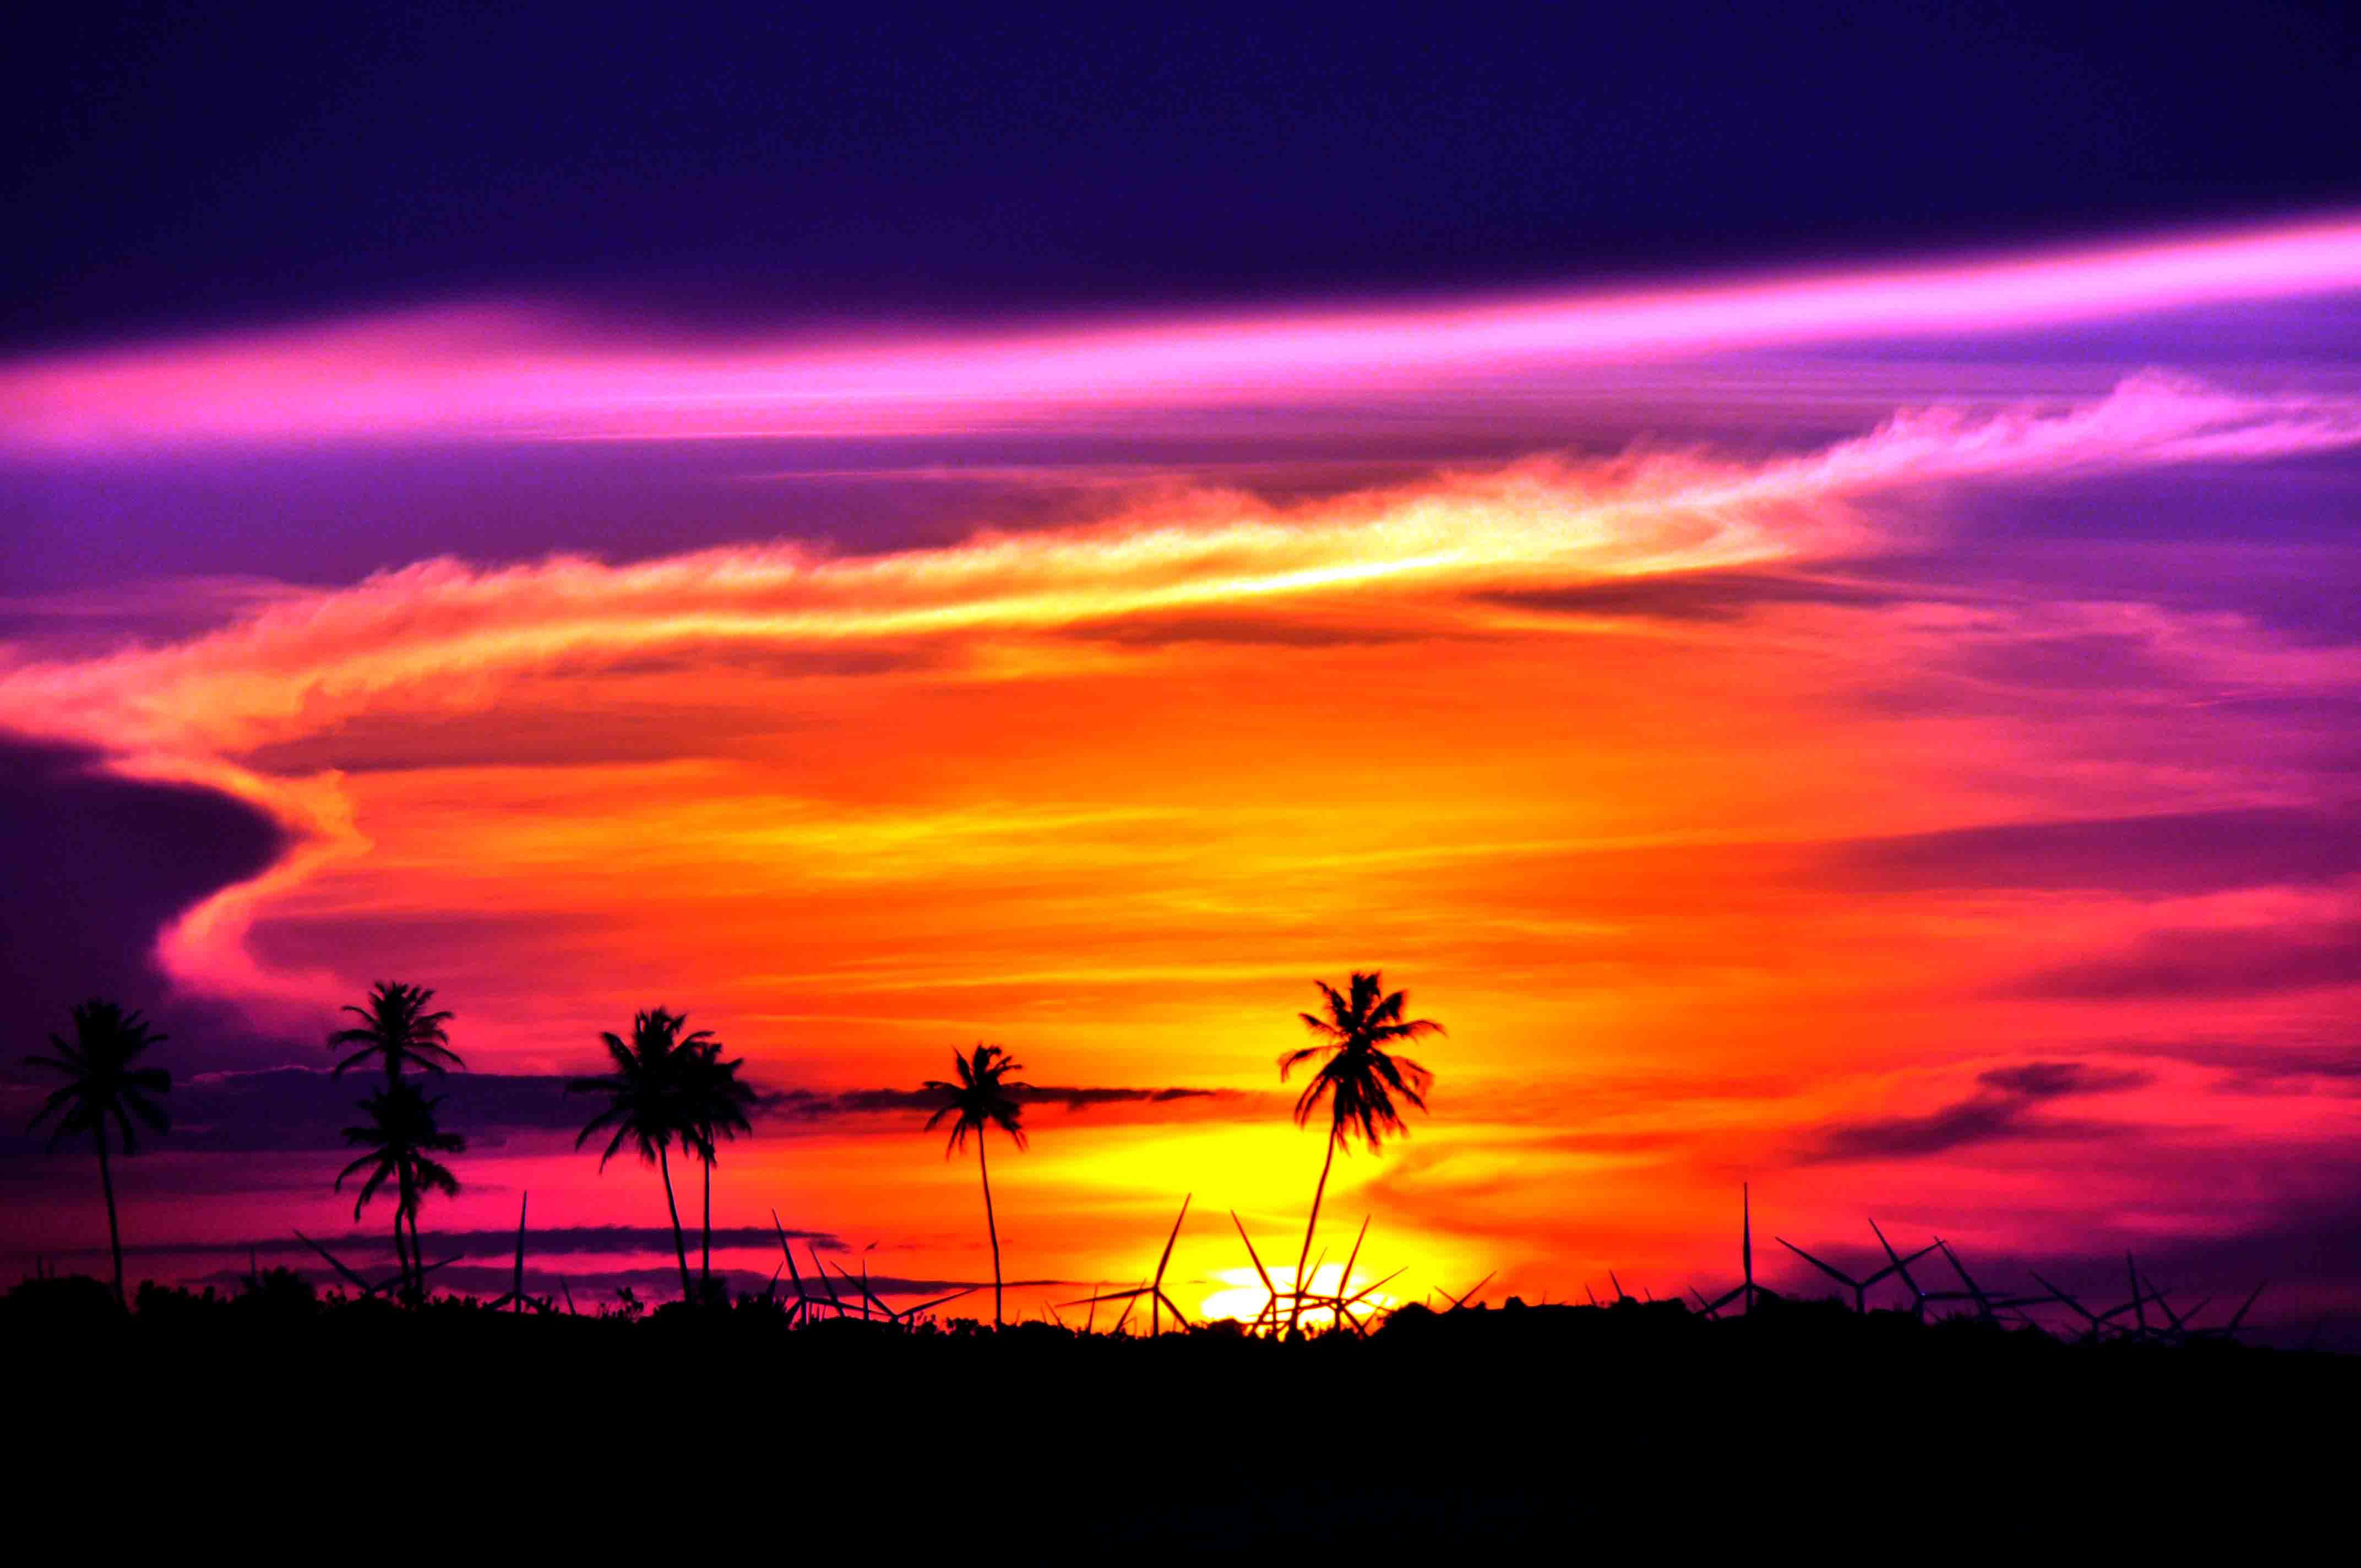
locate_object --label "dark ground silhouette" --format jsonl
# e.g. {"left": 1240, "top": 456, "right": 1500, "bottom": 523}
{"left": 11, "top": 1272, "right": 2350, "bottom": 1547}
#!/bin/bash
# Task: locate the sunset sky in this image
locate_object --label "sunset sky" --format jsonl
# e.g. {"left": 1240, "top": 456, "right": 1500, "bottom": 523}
{"left": 6, "top": 6, "right": 2359, "bottom": 1336}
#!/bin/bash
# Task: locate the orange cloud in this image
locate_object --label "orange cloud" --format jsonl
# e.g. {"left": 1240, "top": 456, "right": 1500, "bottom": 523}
{"left": 7, "top": 352, "right": 2359, "bottom": 1316}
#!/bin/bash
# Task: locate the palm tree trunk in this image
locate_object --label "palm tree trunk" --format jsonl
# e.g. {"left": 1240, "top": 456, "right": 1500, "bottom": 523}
{"left": 94, "top": 1127, "right": 124, "bottom": 1309}
{"left": 409, "top": 1206, "right": 428, "bottom": 1302}
{"left": 978, "top": 1136, "right": 1003, "bottom": 1327}
{"left": 391, "top": 1207, "right": 411, "bottom": 1301}
{"left": 1287, "top": 1135, "right": 1339, "bottom": 1338}
{"left": 658, "top": 1144, "right": 693, "bottom": 1304}
{"left": 701, "top": 1154, "right": 712, "bottom": 1293}
{"left": 396, "top": 1166, "right": 417, "bottom": 1303}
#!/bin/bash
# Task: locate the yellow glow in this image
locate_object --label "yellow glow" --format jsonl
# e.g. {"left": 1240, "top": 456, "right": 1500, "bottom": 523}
{"left": 1197, "top": 1264, "right": 1402, "bottom": 1331}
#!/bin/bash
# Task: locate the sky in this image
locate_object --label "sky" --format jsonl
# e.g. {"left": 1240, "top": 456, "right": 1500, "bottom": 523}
{"left": 4, "top": 3, "right": 2360, "bottom": 1335}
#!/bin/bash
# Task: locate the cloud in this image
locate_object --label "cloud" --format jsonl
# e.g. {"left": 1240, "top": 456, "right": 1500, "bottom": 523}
{"left": 0, "top": 1066, "right": 1245, "bottom": 1159}
{"left": 0, "top": 1066, "right": 587, "bottom": 1157}
{"left": 105, "top": 1224, "right": 844, "bottom": 1260}
{"left": 5, "top": 215, "right": 2358, "bottom": 451}
{"left": 1059, "top": 612, "right": 1441, "bottom": 647}
{"left": 5, "top": 375, "right": 2351, "bottom": 778}
{"left": 1802, "top": 1060, "right": 2152, "bottom": 1163}
{"left": 2121, "top": 1038, "right": 2361, "bottom": 1095}
{"left": 177, "top": 1263, "right": 1012, "bottom": 1304}
{"left": 0, "top": 371, "right": 2350, "bottom": 1016}
{"left": 1479, "top": 569, "right": 1921, "bottom": 622}
{"left": 1824, "top": 805, "right": 2361, "bottom": 896}
{"left": 2014, "top": 919, "right": 2361, "bottom": 1000}
{"left": 760, "top": 1084, "right": 1237, "bottom": 1120}
{"left": 0, "top": 737, "right": 286, "bottom": 1034}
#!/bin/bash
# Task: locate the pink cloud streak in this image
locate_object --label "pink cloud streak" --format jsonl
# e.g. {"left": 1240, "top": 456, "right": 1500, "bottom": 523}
{"left": 4, "top": 215, "right": 2358, "bottom": 453}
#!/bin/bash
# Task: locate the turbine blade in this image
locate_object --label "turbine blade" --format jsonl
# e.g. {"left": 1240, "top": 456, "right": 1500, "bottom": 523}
{"left": 1777, "top": 1237, "right": 1858, "bottom": 1291}
{"left": 1152, "top": 1194, "right": 1192, "bottom": 1289}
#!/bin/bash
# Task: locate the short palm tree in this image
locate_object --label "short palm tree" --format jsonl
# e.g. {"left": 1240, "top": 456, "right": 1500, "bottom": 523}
{"left": 681, "top": 1035, "right": 757, "bottom": 1294}
{"left": 923, "top": 1043, "right": 1032, "bottom": 1327}
{"left": 328, "top": 981, "right": 462, "bottom": 1083}
{"left": 24, "top": 1000, "right": 172, "bottom": 1306}
{"left": 569, "top": 1007, "right": 709, "bottom": 1303}
{"left": 1280, "top": 972, "right": 1443, "bottom": 1335}
{"left": 335, "top": 1081, "right": 464, "bottom": 1302}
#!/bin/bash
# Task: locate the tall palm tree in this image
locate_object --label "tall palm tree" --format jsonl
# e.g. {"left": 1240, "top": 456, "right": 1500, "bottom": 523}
{"left": 328, "top": 981, "right": 461, "bottom": 1083}
{"left": 23, "top": 1000, "right": 172, "bottom": 1306}
{"left": 569, "top": 1007, "right": 709, "bottom": 1303}
{"left": 680, "top": 1035, "right": 757, "bottom": 1294}
{"left": 335, "top": 1081, "right": 464, "bottom": 1302}
{"left": 922, "top": 1043, "right": 1031, "bottom": 1327}
{"left": 1279, "top": 972, "right": 1443, "bottom": 1336}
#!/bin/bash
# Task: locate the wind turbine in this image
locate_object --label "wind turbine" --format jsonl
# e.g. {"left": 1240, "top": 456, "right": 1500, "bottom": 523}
{"left": 1435, "top": 1271, "right": 1497, "bottom": 1310}
{"left": 1291, "top": 1216, "right": 1399, "bottom": 1335}
{"left": 1325, "top": 1265, "right": 1407, "bottom": 1334}
{"left": 2190, "top": 1282, "right": 2268, "bottom": 1343}
{"left": 295, "top": 1230, "right": 464, "bottom": 1302}
{"left": 826, "top": 1259, "right": 980, "bottom": 1328}
{"left": 1868, "top": 1217, "right": 1936, "bottom": 1319}
{"left": 1228, "top": 1208, "right": 1288, "bottom": 1334}
{"left": 771, "top": 1210, "right": 855, "bottom": 1325}
{"left": 1693, "top": 1184, "right": 1760, "bottom": 1317}
{"left": 1061, "top": 1194, "right": 1195, "bottom": 1335}
{"left": 1297, "top": 1216, "right": 1373, "bottom": 1331}
{"left": 1928, "top": 1238, "right": 2050, "bottom": 1322}
{"left": 2025, "top": 1268, "right": 2160, "bottom": 1344}
{"left": 895, "top": 1284, "right": 982, "bottom": 1327}
{"left": 2137, "top": 1273, "right": 2212, "bottom": 1345}
{"left": 487, "top": 1193, "right": 551, "bottom": 1313}
{"left": 1775, "top": 1231, "right": 1938, "bottom": 1313}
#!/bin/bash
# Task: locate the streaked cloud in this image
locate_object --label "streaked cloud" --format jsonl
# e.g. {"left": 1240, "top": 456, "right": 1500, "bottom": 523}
{"left": 4, "top": 215, "right": 2358, "bottom": 451}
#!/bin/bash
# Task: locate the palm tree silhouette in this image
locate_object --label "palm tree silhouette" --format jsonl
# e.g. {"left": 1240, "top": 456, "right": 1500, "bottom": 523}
{"left": 23, "top": 1000, "right": 172, "bottom": 1306}
{"left": 680, "top": 1034, "right": 757, "bottom": 1294}
{"left": 1279, "top": 972, "right": 1442, "bottom": 1336}
{"left": 329, "top": 981, "right": 462, "bottom": 1082}
{"left": 923, "top": 1043, "right": 1032, "bottom": 1327}
{"left": 569, "top": 1007, "right": 710, "bottom": 1303}
{"left": 335, "top": 1081, "right": 464, "bottom": 1302}
{"left": 326, "top": 981, "right": 460, "bottom": 1289}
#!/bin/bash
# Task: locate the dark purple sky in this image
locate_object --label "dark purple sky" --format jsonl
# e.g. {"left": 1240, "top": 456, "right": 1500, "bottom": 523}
{"left": 8, "top": 4, "right": 2358, "bottom": 354}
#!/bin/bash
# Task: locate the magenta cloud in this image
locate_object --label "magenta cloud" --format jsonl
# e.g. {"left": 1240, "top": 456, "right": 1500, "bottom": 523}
{"left": 4, "top": 214, "right": 2358, "bottom": 453}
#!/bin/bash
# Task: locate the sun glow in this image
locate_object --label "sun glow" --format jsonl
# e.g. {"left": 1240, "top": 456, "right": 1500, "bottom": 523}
{"left": 1196, "top": 1264, "right": 1403, "bottom": 1331}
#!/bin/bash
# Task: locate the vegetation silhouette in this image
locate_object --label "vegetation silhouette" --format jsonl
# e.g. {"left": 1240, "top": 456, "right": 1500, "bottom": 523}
{"left": 1280, "top": 972, "right": 1441, "bottom": 1335}
{"left": 14, "top": 1269, "right": 2352, "bottom": 1550}
{"left": 327, "top": 980, "right": 462, "bottom": 1292}
{"left": 680, "top": 1033, "right": 757, "bottom": 1294}
{"left": 328, "top": 981, "right": 462, "bottom": 1081}
{"left": 922, "top": 1043, "right": 1031, "bottom": 1326}
{"left": 569, "top": 1006, "right": 712, "bottom": 1302}
{"left": 21, "top": 999, "right": 172, "bottom": 1306}
{"left": 335, "top": 1082, "right": 464, "bottom": 1302}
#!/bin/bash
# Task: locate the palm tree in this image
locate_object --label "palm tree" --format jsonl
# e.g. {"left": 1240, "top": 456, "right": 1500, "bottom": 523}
{"left": 923, "top": 1043, "right": 1032, "bottom": 1327}
{"left": 569, "top": 1007, "right": 709, "bottom": 1303}
{"left": 328, "top": 981, "right": 461, "bottom": 1083}
{"left": 335, "top": 1081, "right": 464, "bottom": 1302}
{"left": 679, "top": 1035, "right": 757, "bottom": 1294}
{"left": 1279, "top": 972, "right": 1443, "bottom": 1336}
{"left": 23, "top": 1000, "right": 172, "bottom": 1306}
